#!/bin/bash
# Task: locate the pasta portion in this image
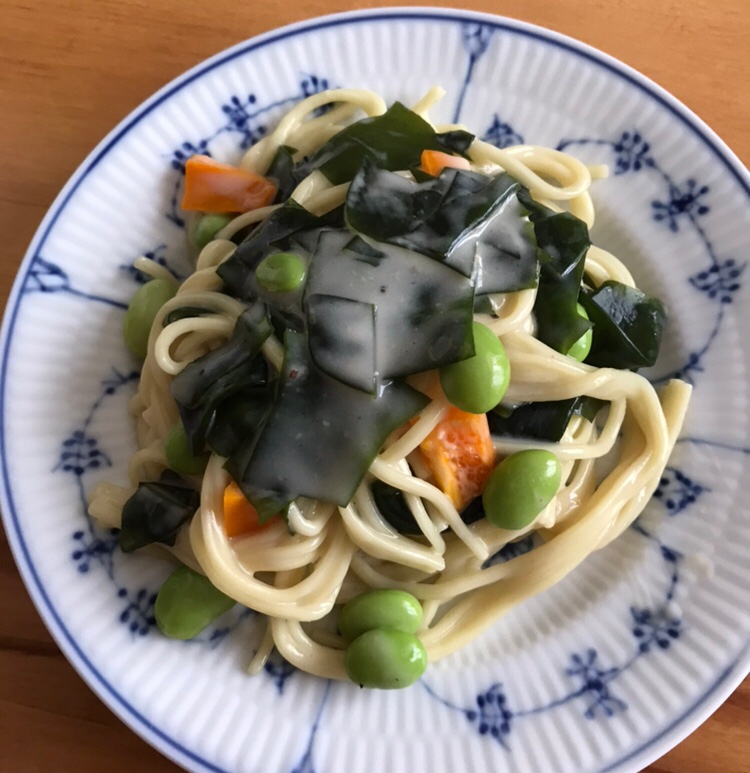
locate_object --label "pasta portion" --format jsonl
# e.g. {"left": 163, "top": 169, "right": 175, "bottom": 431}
{"left": 89, "top": 87, "right": 690, "bottom": 687}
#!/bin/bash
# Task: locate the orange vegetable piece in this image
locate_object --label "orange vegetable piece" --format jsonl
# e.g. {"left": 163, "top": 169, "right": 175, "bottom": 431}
{"left": 182, "top": 155, "right": 277, "bottom": 213}
{"left": 419, "top": 150, "right": 471, "bottom": 177}
{"left": 222, "top": 482, "right": 272, "bottom": 538}
{"left": 419, "top": 405, "right": 495, "bottom": 511}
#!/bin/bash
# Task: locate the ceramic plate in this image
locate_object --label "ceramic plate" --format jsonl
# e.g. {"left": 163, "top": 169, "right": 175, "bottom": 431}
{"left": 2, "top": 8, "right": 749, "bottom": 773}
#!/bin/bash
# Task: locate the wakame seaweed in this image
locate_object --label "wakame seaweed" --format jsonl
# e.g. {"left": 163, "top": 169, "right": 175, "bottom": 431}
{"left": 487, "top": 397, "right": 605, "bottom": 443}
{"left": 163, "top": 306, "right": 213, "bottom": 326}
{"left": 266, "top": 145, "right": 298, "bottom": 202}
{"left": 434, "top": 129, "right": 475, "bottom": 156}
{"left": 372, "top": 481, "right": 486, "bottom": 535}
{"left": 119, "top": 472, "right": 199, "bottom": 553}
{"left": 305, "top": 229, "right": 475, "bottom": 391}
{"left": 521, "top": 191, "right": 593, "bottom": 354}
{"left": 230, "top": 331, "right": 429, "bottom": 519}
{"left": 217, "top": 201, "right": 344, "bottom": 300}
{"left": 170, "top": 305, "right": 272, "bottom": 454}
{"left": 293, "top": 102, "right": 475, "bottom": 186}
{"left": 580, "top": 281, "right": 667, "bottom": 369}
{"left": 205, "top": 387, "right": 273, "bottom": 458}
{"left": 371, "top": 480, "right": 422, "bottom": 535}
{"left": 346, "top": 160, "right": 538, "bottom": 294}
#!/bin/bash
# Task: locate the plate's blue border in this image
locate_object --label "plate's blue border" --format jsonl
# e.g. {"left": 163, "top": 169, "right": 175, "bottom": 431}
{"left": 1, "top": 8, "right": 748, "bottom": 773}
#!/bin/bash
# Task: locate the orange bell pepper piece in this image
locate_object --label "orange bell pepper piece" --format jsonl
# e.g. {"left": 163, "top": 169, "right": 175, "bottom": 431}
{"left": 222, "top": 482, "right": 274, "bottom": 538}
{"left": 419, "top": 149, "right": 471, "bottom": 177}
{"left": 182, "top": 154, "right": 277, "bottom": 213}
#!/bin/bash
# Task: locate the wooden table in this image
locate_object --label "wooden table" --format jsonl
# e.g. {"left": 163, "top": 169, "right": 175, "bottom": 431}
{"left": 1, "top": 1, "right": 749, "bottom": 770}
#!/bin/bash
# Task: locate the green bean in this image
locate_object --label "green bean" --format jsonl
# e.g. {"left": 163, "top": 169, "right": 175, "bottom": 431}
{"left": 345, "top": 629, "right": 427, "bottom": 689}
{"left": 255, "top": 252, "right": 306, "bottom": 293}
{"left": 164, "top": 422, "right": 209, "bottom": 475}
{"left": 567, "top": 303, "right": 593, "bottom": 362}
{"left": 190, "top": 213, "right": 233, "bottom": 249}
{"left": 123, "top": 279, "right": 176, "bottom": 359}
{"left": 155, "top": 565, "right": 236, "bottom": 640}
{"left": 439, "top": 321, "right": 510, "bottom": 414}
{"left": 482, "top": 449, "right": 562, "bottom": 530}
{"left": 338, "top": 589, "right": 423, "bottom": 643}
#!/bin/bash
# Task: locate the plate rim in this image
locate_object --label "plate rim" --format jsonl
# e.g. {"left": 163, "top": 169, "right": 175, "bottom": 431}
{"left": 1, "top": 7, "right": 749, "bottom": 773}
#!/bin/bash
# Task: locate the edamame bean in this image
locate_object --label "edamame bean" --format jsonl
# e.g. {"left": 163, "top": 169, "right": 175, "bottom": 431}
{"left": 345, "top": 629, "right": 427, "bottom": 689}
{"left": 155, "top": 565, "right": 236, "bottom": 640}
{"left": 566, "top": 303, "right": 593, "bottom": 362}
{"left": 338, "top": 589, "right": 423, "bottom": 643}
{"left": 439, "top": 322, "right": 510, "bottom": 414}
{"left": 123, "top": 279, "right": 176, "bottom": 359}
{"left": 190, "top": 213, "right": 233, "bottom": 249}
{"left": 255, "top": 252, "right": 306, "bottom": 293}
{"left": 164, "top": 422, "right": 209, "bottom": 475}
{"left": 482, "top": 449, "right": 562, "bottom": 530}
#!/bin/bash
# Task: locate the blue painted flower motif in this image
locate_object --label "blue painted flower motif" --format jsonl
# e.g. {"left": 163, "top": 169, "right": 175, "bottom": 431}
{"left": 689, "top": 258, "right": 745, "bottom": 304}
{"left": 290, "top": 751, "right": 315, "bottom": 773}
{"left": 300, "top": 74, "right": 334, "bottom": 117}
{"left": 565, "top": 650, "right": 627, "bottom": 718}
{"left": 171, "top": 140, "right": 211, "bottom": 173}
{"left": 465, "top": 683, "right": 514, "bottom": 746}
{"left": 221, "top": 94, "right": 269, "bottom": 150}
{"left": 72, "top": 527, "right": 118, "bottom": 575}
{"left": 300, "top": 73, "right": 331, "bottom": 99}
{"left": 659, "top": 543, "right": 681, "bottom": 564}
{"left": 24, "top": 256, "right": 70, "bottom": 293}
{"left": 652, "top": 179, "right": 710, "bottom": 232}
{"left": 453, "top": 24, "right": 494, "bottom": 122}
{"left": 461, "top": 22, "right": 493, "bottom": 59}
{"left": 482, "top": 115, "right": 524, "bottom": 149}
{"left": 484, "top": 535, "right": 536, "bottom": 567}
{"left": 120, "top": 244, "right": 181, "bottom": 285}
{"left": 289, "top": 681, "right": 331, "bottom": 773}
{"left": 631, "top": 605, "right": 682, "bottom": 653}
{"left": 264, "top": 654, "right": 297, "bottom": 694}
{"left": 55, "top": 430, "right": 111, "bottom": 477}
{"left": 25, "top": 256, "right": 129, "bottom": 308}
{"left": 102, "top": 368, "right": 140, "bottom": 394}
{"left": 654, "top": 467, "right": 709, "bottom": 515}
{"left": 117, "top": 586, "right": 157, "bottom": 636}
{"left": 611, "top": 131, "right": 654, "bottom": 174}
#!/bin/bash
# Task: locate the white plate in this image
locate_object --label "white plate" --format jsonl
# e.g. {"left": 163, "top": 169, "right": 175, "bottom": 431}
{"left": 2, "top": 8, "right": 749, "bottom": 773}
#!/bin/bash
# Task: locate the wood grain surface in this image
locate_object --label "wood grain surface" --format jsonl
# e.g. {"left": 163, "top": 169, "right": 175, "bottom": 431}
{"left": 1, "top": 1, "right": 748, "bottom": 771}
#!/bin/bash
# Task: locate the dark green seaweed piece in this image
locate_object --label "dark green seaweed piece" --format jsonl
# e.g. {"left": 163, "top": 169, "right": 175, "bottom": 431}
{"left": 343, "top": 235, "right": 386, "bottom": 264}
{"left": 458, "top": 497, "right": 490, "bottom": 526}
{"left": 410, "top": 167, "right": 437, "bottom": 183}
{"left": 205, "top": 387, "right": 273, "bottom": 458}
{"left": 372, "top": 481, "right": 485, "bottom": 534}
{"left": 170, "top": 305, "right": 272, "bottom": 454}
{"left": 119, "top": 473, "right": 199, "bottom": 553}
{"left": 163, "top": 307, "right": 213, "bottom": 326}
{"left": 294, "top": 102, "right": 474, "bottom": 186}
{"left": 346, "top": 160, "right": 538, "bottom": 294}
{"left": 487, "top": 397, "right": 605, "bottom": 443}
{"left": 371, "top": 480, "right": 421, "bottom": 535}
{"left": 521, "top": 191, "right": 593, "bottom": 354}
{"left": 217, "top": 201, "right": 344, "bottom": 300}
{"left": 580, "top": 281, "right": 667, "bottom": 369}
{"left": 434, "top": 130, "right": 475, "bottom": 156}
{"left": 232, "top": 331, "right": 429, "bottom": 518}
{"left": 306, "top": 294, "right": 377, "bottom": 393}
{"left": 266, "top": 145, "right": 298, "bottom": 202}
{"left": 304, "top": 229, "right": 475, "bottom": 391}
